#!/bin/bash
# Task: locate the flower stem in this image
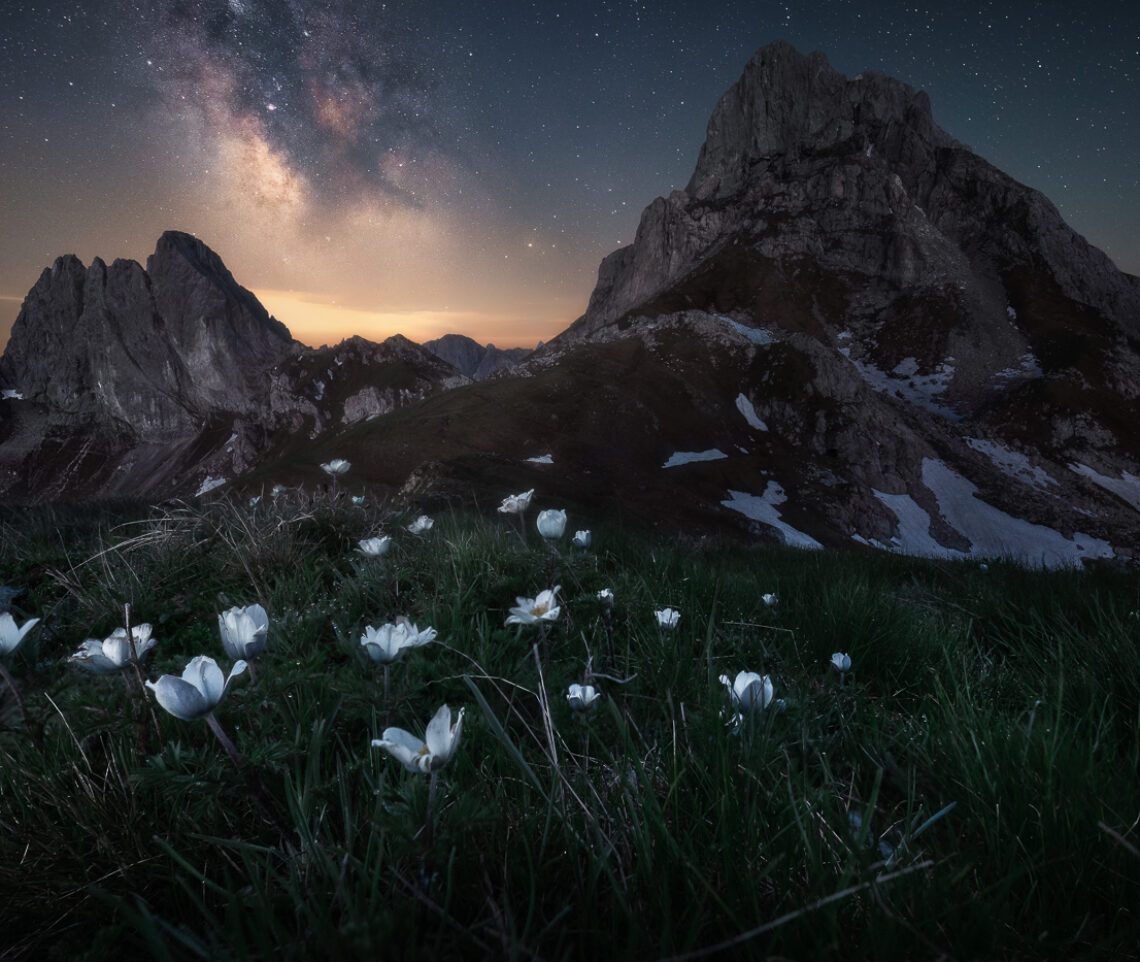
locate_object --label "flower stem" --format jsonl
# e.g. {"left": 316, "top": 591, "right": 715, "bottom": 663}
{"left": 425, "top": 769, "right": 439, "bottom": 847}
{"left": 205, "top": 711, "right": 244, "bottom": 767}
{"left": 0, "top": 661, "right": 25, "bottom": 719}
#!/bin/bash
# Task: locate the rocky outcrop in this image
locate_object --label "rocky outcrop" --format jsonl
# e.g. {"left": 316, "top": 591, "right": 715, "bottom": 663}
{"left": 0, "top": 235, "right": 470, "bottom": 502}
{"left": 423, "top": 333, "right": 531, "bottom": 380}
{"left": 539, "top": 40, "right": 1140, "bottom": 562}
{"left": 0, "top": 231, "right": 297, "bottom": 439}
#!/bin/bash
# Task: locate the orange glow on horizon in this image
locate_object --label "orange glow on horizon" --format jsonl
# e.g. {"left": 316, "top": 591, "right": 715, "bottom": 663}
{"left": 252, "top": 289, "right": 568, "bottom": 350}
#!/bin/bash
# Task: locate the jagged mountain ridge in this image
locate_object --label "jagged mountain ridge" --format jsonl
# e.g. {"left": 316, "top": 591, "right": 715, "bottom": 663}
{"left": 2, "top": 43, "right": 1138, "bottom": 566}
{"left": 539, "top": 40, "right": 1140, "bottom": 561}
{"left": 0, "top": 232, "right": 471, "bottom": 501}
{"left": 423, "top": 334, "right": 532, "bottom": 380}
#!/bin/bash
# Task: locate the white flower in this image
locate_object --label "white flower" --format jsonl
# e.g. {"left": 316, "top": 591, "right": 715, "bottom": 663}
{"left": 372, "top": 704, "right": 464, "bottom": 773}
{"left": 536, "top": 509, "right": 567, "bottom": 539}
{"left": 831, "top": 652, "right": 852, "bottom": 672}
{"left": 408, "top": 515, "right": 434, "bottom": 534}
{"left": 761, "top": 593, "right": 778, "bottom": 607}
{"left": 655, "top": 607, "right": 680, "bottom": 630}
{"left": 506, "top": 586, "right": 562, "bottom": 625}
{"left": 321, "top": 459, "right": 351, "bottom": 477}
{"left": 597, "top": 588, "right": 614, "bottom": 605}
{"left": 719, "top": 670, "right": 775, "bottom": 713}
{"left": 498, "top": 489, "right": 534, "bottom": 514}
{"left": 218, "top": 604, "right": 269, "bottom": 660}
{"left": 572, "top": 530, "right": 591, "bottom": 548}
{"left": 146, "top": 655, "right": 247, "bottom": 721}
{"left": 271, "top": 484, "right": 287, "bottom": 497}
{"left": 69, "top": 624, "right": 156, "bottom": 673}
{"left": 357, "top": 536, "right": 391, "bottom": 557}
{"left": 248, "top": 495, "right": 261, "bottom": 507}
{"left": 360, "top": 622, "right": 436, "bottom": 664}
{"left": 567, "top": 683, "right": 601, "bottom": 712}
{"left": 351, "top": 495, "right": 365, "bottom": 505}
{"left": 0, "top": 613, "right": 40, "bottom": 656}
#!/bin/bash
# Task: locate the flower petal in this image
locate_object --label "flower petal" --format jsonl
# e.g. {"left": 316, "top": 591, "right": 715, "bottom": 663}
{"left": 183, "top": 655, "right": 225, "bottom": 706}
{"left": 147, "top": 675, "right": 210, "bottom": 720}
{"left": 423, "top": 705, "right": 453, "bottom": 759}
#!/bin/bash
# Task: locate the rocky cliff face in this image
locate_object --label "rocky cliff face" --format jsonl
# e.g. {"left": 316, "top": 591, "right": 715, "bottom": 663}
{"left": 0, "top": 231, "right": 296, "bottom": 438}
{"left": 0, "top": 233, "right": 468, "bottom": 502}
{"left": 538, "top": 40, "right": 1140, "bottom": 563}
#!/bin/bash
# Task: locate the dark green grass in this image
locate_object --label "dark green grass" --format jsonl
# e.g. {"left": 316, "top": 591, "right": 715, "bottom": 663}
{"left": 1, "top": 496, "right": 1138, "bottom": 960}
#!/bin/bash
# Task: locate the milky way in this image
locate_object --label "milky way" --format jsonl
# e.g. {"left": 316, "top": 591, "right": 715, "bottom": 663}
{"left": 2, "top": 0, "right": 1136, "bottom": 348}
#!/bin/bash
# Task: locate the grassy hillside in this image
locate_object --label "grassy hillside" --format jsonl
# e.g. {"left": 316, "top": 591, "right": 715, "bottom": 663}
{"left": 1, "top": 493, "right": 1138, "bottom": 960}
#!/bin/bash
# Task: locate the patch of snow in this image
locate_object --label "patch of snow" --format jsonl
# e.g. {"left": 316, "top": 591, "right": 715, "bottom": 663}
{"left": 871, "top": 459, "right": 1115, "bottom": 566}
{"left": 195, "top": 476, "right": 227, "bottom": 497}
{"left": 735, "top": 394, "right": 768, "bottom": 431}
{"left": 851, "top": 532, "right": 891, "bottom": 550}
{"left": 994, "top": 352, "right": 1042, "bottom": 381}
{"left": 722, "top": 484, "right": 823, "bottom": 549}
{"left": 965, "top": 438, "right": 1056, "bottom": 489}
{"left": 922, "top": 459, "right": 1112, "bottom": 565}
{"left": 313, "top": 379, "right": 326, "bottom": 400}
{"left": 718, "top": 316, "right": 777, "bottom": 345}
{"left": 839, "top": 348, "right": 961, "bottom": 421}
{"left": 526, "top": 453, "right": 554, "bottom": 464}
{"left": 1069, "top": 462, "right": 1140, "bottom": 513}
{"left": 872, "top": 489, "right": 963, "bottom": 559}
{"left": 1006, "top": 305, "right": 1018, "bottom": 320}
{"left": 663, "top": 449, "right": 728, "bottom": 468}
{"left": 1, "top": 389, "right": 24, "bottom": 400}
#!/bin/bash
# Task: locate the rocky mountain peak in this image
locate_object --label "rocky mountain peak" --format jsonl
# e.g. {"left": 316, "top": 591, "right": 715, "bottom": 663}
{"left": 0, "top": 232, "right": 297, "bottom": 438}
{"left": 423, "top": 333, "right": 531, "bottom": 380}
{"left": 686, "top": 41, "right": 951, "bottom": 202}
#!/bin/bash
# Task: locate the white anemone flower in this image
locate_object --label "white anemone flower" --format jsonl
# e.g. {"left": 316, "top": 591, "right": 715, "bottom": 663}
{"left": 831, "top": 652, "right": 852, "bottom": 672}
{"left": 535, "top": 508, "right": 567, "bottom": 539}
{"left": 597, "top": 588, "right": 614, "bottom": 605}
{"left": 358, "top": 536, "right": 392, "bottom": 557}
{"left": 373, "top": 704, "right": 464, "bottom": 773}
{"left": 567, "top": 683, "right": 601, "bottom": 712}
{"left": 498, "top": 489, "right": 535, "bottom": 514}
{"left": 70, "top": 624, "right": 156, "bottom": 673}
{"left": 408, "top": 515, "right": 434, "bottom": 534}
{"left": 360, "top": 622, "right": 436, "bottom": 664}
{"left": 218, "top": 604, "right": 269, "bottom": 660}
{"left": 146, "top": 655, "right": 247, "bottom": 721}
{"left": 655, "top": 607, "right": 681, "bottom": 630}
{"left": 572, "top": 529, "right": 591, "bottom": 548}
{"left": 761, "top": 593, "right": 778, "bottom": 607}
{"left": 321, "top": 459, "right": 351, "bottom": 477}
{"left": 0, "top": 613, "right": 40, "bottom": 656}
{"left": 719, "top": 670, "right": 775, "bottom": 713}
{"left": 505, "top": 586, "right": 562, "bottom": 625}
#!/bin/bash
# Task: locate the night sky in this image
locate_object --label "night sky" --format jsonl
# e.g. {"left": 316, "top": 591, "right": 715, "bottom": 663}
{"left": 2, "top": 1, "right": 1136, "bottom": 351}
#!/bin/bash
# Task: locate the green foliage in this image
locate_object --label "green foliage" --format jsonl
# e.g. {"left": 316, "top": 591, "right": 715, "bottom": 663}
{"left": 1, "top": 495, "right": 1138, "bottom": 960}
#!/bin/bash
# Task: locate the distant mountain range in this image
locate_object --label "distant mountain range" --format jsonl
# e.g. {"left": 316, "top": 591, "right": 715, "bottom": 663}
{"left": 2, "top": 41, "right": 1138, "bottom": 566}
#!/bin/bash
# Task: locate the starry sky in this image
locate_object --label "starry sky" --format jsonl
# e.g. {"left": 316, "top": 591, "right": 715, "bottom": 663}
{"left": 1, "top": 0, "right": 1136, "bottom": 351}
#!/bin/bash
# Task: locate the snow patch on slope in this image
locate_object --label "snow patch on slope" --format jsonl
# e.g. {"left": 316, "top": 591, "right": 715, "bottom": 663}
{"left": 1069, "top": 462, "right": 1140, "bottom": 513}
{"left": 837, "top": 338, "right": 961, "bottom": 421}
{"left": 722, "top": 483, "right": 823, "bottom": 549}
{"left": 718, "top": 316, "right": 777, "bottom": 345}
{"left": 735, "top": 394, "right": 768, "bottom": 431}
{"left": 663, "top": 449, "right": 728, "bottom": 468}
{"left": 965, "top": 438, "right": 1056, "bottom": 489}
{"left": 873, "top": 459, "right": 1114, "bottom": 566}
{"left": 195, "top": 476, "right": 227, "bottom": 497}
